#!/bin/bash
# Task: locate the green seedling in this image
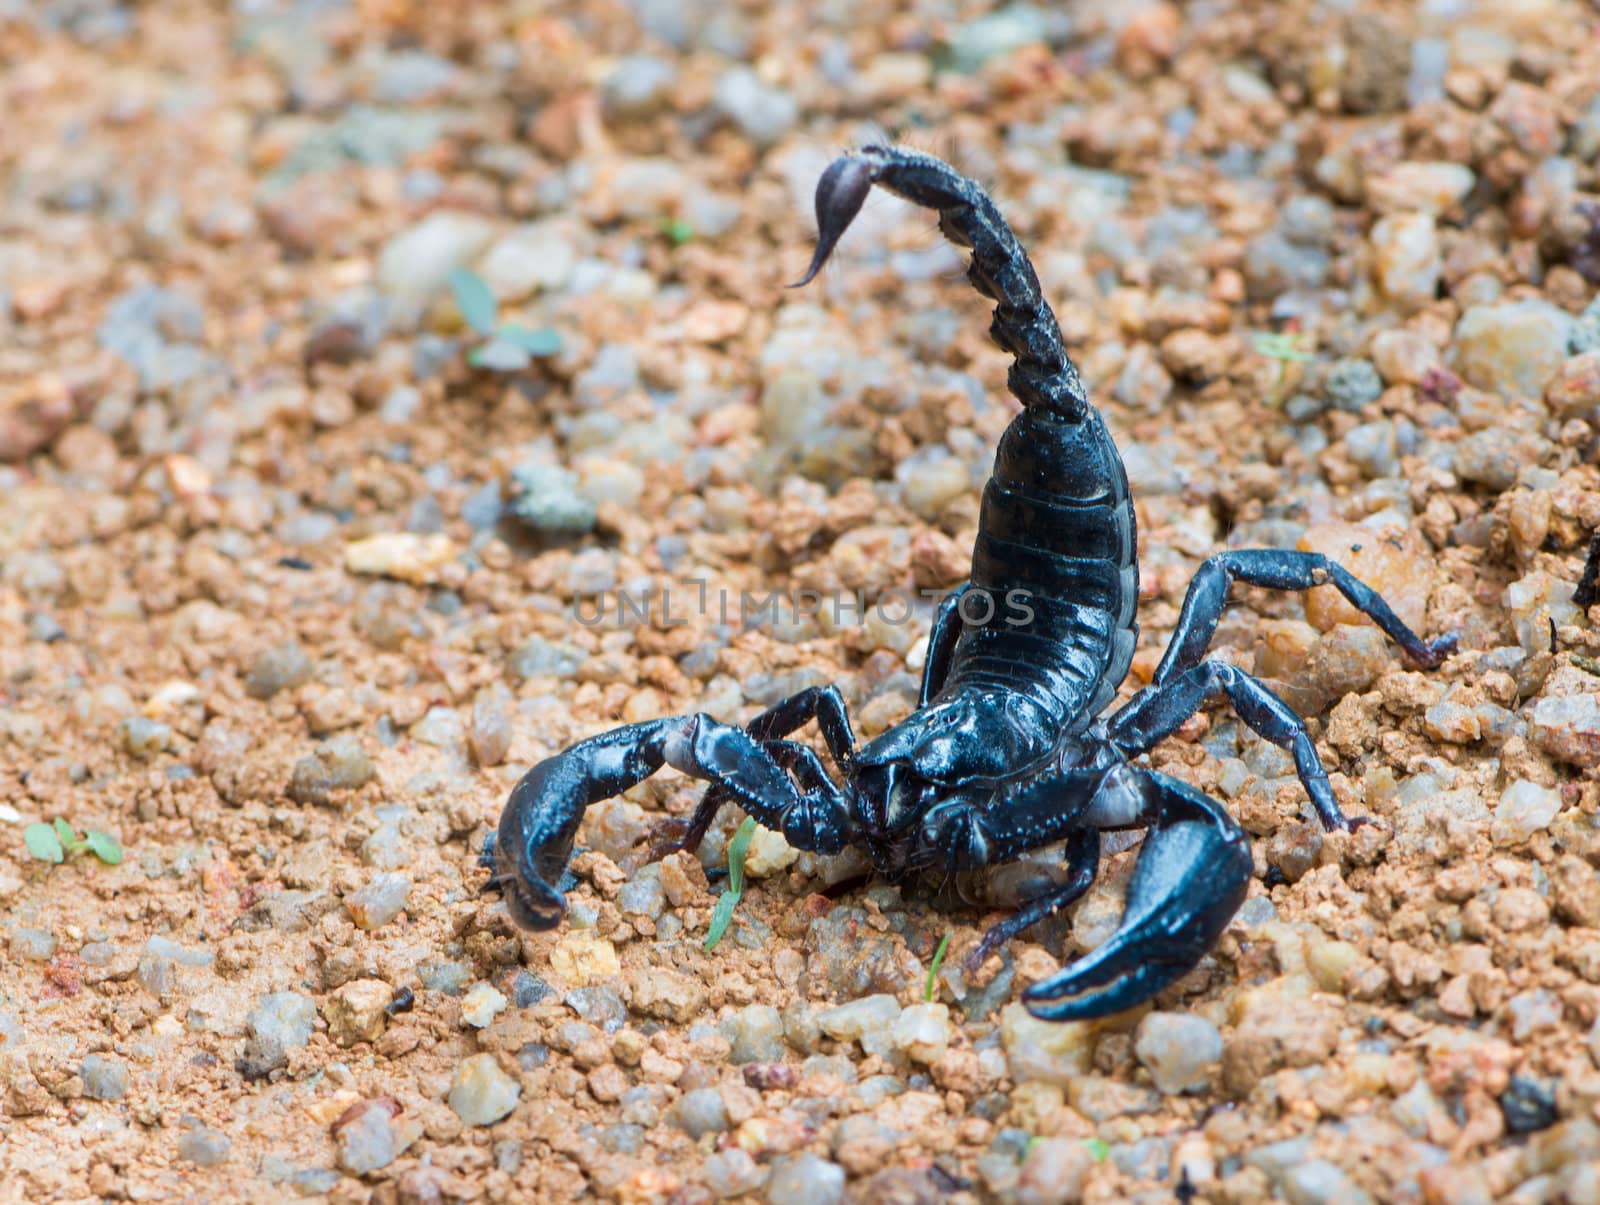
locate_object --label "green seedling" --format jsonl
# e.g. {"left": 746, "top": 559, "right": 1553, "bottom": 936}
{"left": 704, "top": 816, "right": 758, "bottom": 952}
{"left": 925, "top": 931, "right": 953, "bottom": 1002}
{"left": 658, "top": 217, "right": 696, "bottom": 246}
{"left": 24, "top": 818, "right": 123, "bottom": 866}
{"left": 447, "top": 268, "right": 563, "bottom": 371}
{"left": 1250, "top": 329, "right": 1318, "bottom": 408}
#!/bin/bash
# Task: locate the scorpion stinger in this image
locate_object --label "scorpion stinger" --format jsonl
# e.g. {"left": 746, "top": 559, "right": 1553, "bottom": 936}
{"left": 488, "top": 146, "right": 1454, "bottom": 1025}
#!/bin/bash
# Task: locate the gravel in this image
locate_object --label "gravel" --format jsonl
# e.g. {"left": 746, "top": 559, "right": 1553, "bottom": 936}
{"left": 247, "top": 992, "right": 317, "bottom": 1050}
{"left": 669, "top": 1087, "right": 730, "bottom": 1137}
{"left": 344, "top": 873, "right": 411, "bottom": 930}
{"left": 448, "top": 1054, "right": 521, "bottom": 1127}
{"left": 80, "top": 1053, "right": 130, "bottom": 1100}
{"left": 765, "top": 1152, "right": 845, "bottom": 1205}
{"left": 8, "top": 2, "right": 1600, "bottom": 1200}
{"left": 1134, "top": 1012, "right": 1223, "bottom": 1094}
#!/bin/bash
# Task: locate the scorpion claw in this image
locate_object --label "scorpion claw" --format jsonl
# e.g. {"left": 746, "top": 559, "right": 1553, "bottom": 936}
{"left": 1022, "top": 772, "right": 1251, "bottom": 1022}
{"left": 790, "top": 155, "right": 878, "bottom": 287}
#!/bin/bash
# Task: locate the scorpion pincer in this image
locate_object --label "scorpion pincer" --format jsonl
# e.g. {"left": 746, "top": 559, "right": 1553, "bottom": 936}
{"left": 484, "top": 146, "right": 1455, "bottom": 1021}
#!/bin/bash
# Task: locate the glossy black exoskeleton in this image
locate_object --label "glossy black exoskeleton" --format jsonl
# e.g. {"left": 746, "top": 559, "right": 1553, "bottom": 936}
{"left": 484, "top": 147, "right": 1454, "bottom": 1020}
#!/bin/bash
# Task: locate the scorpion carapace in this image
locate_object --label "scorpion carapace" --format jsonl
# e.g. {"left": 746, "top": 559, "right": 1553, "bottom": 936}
{"left": 486, "top": 145, "right": 1456, "bottom": 1021}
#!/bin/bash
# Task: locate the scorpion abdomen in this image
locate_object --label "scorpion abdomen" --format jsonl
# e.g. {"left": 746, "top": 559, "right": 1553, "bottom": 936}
{"left": 945, "top": 405, "right": 1139, "bottom": 734}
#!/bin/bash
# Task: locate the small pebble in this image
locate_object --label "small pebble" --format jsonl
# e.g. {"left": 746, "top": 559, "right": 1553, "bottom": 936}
{"left": 1322, "top": 358, "right": 1384, "bottom": 412}
{"left": 80, "top": 1053, "right": 130, "bottom": 1101}
{"left": 722, "top": 1004, "right": 785, "bottom": 1064}
{"left": 1134, "top": 1012, "right": 1222, "bottom": 1094}
{"left": 764, "top": 1152, "right": 845, "bottom": 1205}
{"left": 1492, "top": 779, "right": 1563, "bottom": 844}
{"left": 345, "top": 873, "right": 411, "bottom": 930}
{"left": 343, "top": 532, "right": 457, "bottom": 585}
{"left": 335, "top": 1099, "right": 417, "bottom": 1175}
{"left": 287, "top": 735, "right": 375, "bottom": 805}
{"left": 712, "top": 67, "right": 797, "bottom": 148}
{"left": 10, "top": 927, "right": 57, "bottom": 961}
{"left": 1454, "top": 300, "right": 1575, "bottom": 397}
{"left": 116, "top": 716, "right": 173, "bottom": 759}
{"left": 506, "top": 463, "right": 597, "bottom": 534}
{"left": 459, "top": 982, "right": 509, "bottom": 1029}
{"left": 704, "top": 1147, "right": 767, "bottom": 1198}
{"left": 323, "top": 979, "right": 390, "bottom": 1045}
{"left": 246, "top": 643, "right": 313, "bottom": 699}
{"left": 889, "top": 1003, "right": 952, "bottom": 1065}
{"left": 669, "top": 1087, "right": 730, "bottom": 1138}
{"left": 447, "top": 1054, "right": 521, "bottom": 1126}
{"left": 816, "top": 995, "right": 900, "bottom": 1044}
{"left": 176, "top": 1124, "right": 231, "bottom": 1167}
{"left": 1529, "top": 693, "right": 1600, "bottom": 766}
{"left": 248, "top": 992, "right": 316, "bottom": 1050}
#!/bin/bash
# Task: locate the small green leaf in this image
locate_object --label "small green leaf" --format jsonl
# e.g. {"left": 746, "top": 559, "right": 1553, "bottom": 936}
{"left": 1249, "top": 330, "right": 1316, "bottom": 362}
{"left": 704, "top": 816, "right": 759, "bottom": 952}
{"left": 24, "top": 823, "right": 64, "bottom": 864}
{"left": 925, "top": 931, "right": 953, "bottom": 1003}
{"left": 448, "top": 268, "right": 499, "bottom": 336}
{"left": 703, "top": 890, "right": 739, "bottom": 952}
{"left": 725, "top": 816, "right": 757, "bottom": 896}
{"left": 84, "top": 830, "right": 123, "bottom": 866}
{"left": 54, "top": 817, "right": 80, "bottom": 849}
{"left": 495, "top": 324, "right": 563, "bottom": 357}
{"left": 1084, "top": 1138, "right": 1110, "bottom": 1162}
{"left": 658, "top": 217, "right": 695, "bottom": 246}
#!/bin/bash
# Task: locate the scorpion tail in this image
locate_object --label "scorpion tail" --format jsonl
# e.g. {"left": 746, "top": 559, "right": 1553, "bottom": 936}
{"left": 793, "top": 144, "right": 1090, "bottom": 422}
{"left": 1022, "top": 770, "right": 1251, "bottom": 1022}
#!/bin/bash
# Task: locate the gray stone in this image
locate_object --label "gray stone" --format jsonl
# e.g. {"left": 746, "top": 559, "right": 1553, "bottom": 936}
{"left": 177, "top": 1124, "right": 231, "bottom": 1166}
{"left": 246, "top": 642, "right": 313, "bottom": 699}
{"left": 601, "top": 55, "right": 679, "bottom": 121}
{"left": 1344, "top": 419, "right": 1398, "bottom": 477}
{"left": 247, "top": 992, "right": 316, "bottom": 1050}
{"left": 508, "top": 634, "right": 589, "bottom": 681}
{"left": 704, "top": 1147, "right": 767, "bottom": 1198}
{"left": 1455, "top": 301, "right": 1575, "bottom": 397}
{"left": 377, "top": 211, "right": 496, "bottom": 303}
{"left": 712, "top": 68, "right": 797, "bottom": 148}
{"left": 336, "top": 1101, "right": 412, "bottom": 1175}
{"left": 506, "top": 463, "right": 597, "bottom": 534}
{"left": 10, "top": 927, "right": 56, "bottom": 961}
{"left": 721, "top": 1004, "right": 785, "bottom": 1064}
{"left": 287, "top": 735, "right": 374, "bottom": 805}
{"left": 80, "top": 1053, "right": 130, "bottom": 1100}
{"left": 1323, "top": 358, "right": 1384, "bottom": 412}
{"left": 765, "top": 1153, "right": 845, "bottom": 1205}
{"left": 670, "top": 1087, "right": 730, "bottom": 1138}
{"left": 617, "top": 868, "right": 666, "bottom": 920}
{"left": 1134, "top": 1012, "right": 1222, "bottom": 1094}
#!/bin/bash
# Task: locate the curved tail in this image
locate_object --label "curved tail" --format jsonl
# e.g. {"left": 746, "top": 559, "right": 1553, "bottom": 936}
{"left": 793, "top": 144, "right": 1090, "bottom": 422}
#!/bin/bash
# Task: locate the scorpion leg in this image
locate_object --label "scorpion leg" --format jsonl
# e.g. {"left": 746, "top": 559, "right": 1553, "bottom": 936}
{"left": 965, "top": 828, "right": 1099, "bottom": 975}
{"left": 1109, "top": 659, "right": 1357, "bottom": 831}
{"left": 492, "top": 714, "right": 852, "bottom": 931}
{"left": 649, "top": 686, "right": 857, "bottom": 860}
{"left": 919, "top": 583, "right": 973, "bottom": 706}
{"left": 1152, "top": 549, "right": 1455, "bottom": 685}
{"left": 1023, "top": 770, "right": 1251, "bottom": 1022}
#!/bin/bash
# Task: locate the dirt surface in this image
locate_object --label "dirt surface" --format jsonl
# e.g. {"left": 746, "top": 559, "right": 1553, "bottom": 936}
{"left": 2, "top": 1, "right": 1600, "bottom": 1202}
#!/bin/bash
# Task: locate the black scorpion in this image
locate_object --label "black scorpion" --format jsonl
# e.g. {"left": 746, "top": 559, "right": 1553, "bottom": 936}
{"left": 484, "top": 146, "right": 1454, "bottom": 1021}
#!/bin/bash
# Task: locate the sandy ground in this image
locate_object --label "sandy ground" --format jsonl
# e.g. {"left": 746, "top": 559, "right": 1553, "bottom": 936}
{"left": 2, "top": 0, "right": 1599, "bottom": 1202}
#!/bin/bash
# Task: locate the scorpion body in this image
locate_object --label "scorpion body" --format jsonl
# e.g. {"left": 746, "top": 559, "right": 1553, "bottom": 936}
{"left": 486, "top": 146, "right": 1453, "bottom": 1021}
